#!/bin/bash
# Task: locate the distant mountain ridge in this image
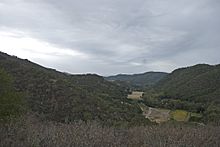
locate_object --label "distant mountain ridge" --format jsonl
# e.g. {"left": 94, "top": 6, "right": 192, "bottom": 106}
{"left": 106, "top": 72, "right": 168, "bottom": 88}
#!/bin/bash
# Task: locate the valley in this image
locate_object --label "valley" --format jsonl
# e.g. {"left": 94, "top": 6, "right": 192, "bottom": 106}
{"left": 129, "top": 91, "right": 202, "bottom": 123}
{"left": 1, "top": 0, "right": 220, "bottom": 146}
{"left": 1, "top": 51, "right": 219, "bottom": 125}
{"left": 0, "top": 52, "right": 219, "bottom": 146}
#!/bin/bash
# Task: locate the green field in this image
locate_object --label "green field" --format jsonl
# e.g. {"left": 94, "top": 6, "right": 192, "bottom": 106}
{"left": 138, "top": 102, "right": 204, "bottom": 123}
{"left": 171, "top": 110, "right": 189, "bottom": 122}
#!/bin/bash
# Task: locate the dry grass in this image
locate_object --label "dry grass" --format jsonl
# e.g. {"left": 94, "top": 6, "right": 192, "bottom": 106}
{"left": 140, "top": 103, "right": 170, "bottom": 123}
{"left": 146, "top": 108, "right": 170, "bottom": 123}
{"left": 127, "top": 91, "right": 144, "bottom": 100}
{"left": 140, "top": 103, "right": 201, "bottom": 123}
{"left": 0, "top": 115, "right": 220, "bottom": 147}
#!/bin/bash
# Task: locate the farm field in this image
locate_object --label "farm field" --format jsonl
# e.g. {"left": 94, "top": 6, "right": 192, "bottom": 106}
{"left": 127, "top": 91, "right": 144, "bottom": 100}
{"left": 144, "top": 107, "right": 170, "bottom": 123}
{"left": 130, "top": 92, "right": 202, "bottom": 123}
{"left": 171, "top": 110, "right": 190, "bottom": 122}
{"left": 139, "top": 102, "right": 201, "bottom": 123}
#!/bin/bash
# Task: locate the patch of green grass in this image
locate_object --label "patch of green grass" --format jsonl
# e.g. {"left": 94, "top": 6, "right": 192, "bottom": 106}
{"left": 171, "top": 110, "right": 189, "bottom": 122}
{"left": 190, "top": 113, "right": 202, "bottom": 118}
{"left": 189, "top": 112, "right": 203, "bottom": 122}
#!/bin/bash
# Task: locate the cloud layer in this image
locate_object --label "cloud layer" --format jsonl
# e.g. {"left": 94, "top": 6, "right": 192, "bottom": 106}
{"left": 0, "top": 0, "right": 219, "bottom": 75}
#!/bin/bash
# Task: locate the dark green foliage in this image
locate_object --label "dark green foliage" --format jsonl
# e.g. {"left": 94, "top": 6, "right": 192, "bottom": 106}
{"left": 153, "top": 64, "right": 220, "bottom": 124}
{"left": 106, "top": 72, "right": 168, "bottom": 89}
{"left": 0, "top": 68, "right": 25, "bottom": 121}
{"left": 142, "top": 89, "right": 205, "bottom": 113}
{"left": 203, "top": 103, "right": 220, "bottom": 125}
{"left": 156, "top": 64, "right": 220, "bottom": 104}
{"left": 0, "top": 52, "right": 150, "bottom": 126}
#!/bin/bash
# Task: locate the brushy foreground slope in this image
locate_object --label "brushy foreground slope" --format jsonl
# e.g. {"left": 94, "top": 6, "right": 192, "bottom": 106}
{"left": 0, "top": 115, "right": 220, "bottom": 147}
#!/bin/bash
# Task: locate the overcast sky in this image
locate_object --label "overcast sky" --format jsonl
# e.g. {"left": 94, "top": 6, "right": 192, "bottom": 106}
{"left": 0, "top": 0, "right": 219, "bottom": 76}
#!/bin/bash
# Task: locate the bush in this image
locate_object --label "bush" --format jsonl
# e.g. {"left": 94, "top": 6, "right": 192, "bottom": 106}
{"left": 0, "top": 68, "right": 25, "bottom": 121}
{"left": 0, "top": 115, "right": 220, "bottom": 147}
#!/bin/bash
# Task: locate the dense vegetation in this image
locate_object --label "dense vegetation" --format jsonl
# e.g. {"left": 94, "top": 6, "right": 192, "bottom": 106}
{"left": 106, "top": 72, "right": 168, "bottom": 89}
{"left": 157, "top": 64, "right": 220, "bottom": 103}
{"left": 142, "top": 64, "right": 220, "bottom": 124}
{"left": 0, "top": 68, "right": 25, "bottom": 121}
{"left": 0, "top": 52, "right": 149, "bottom": 126}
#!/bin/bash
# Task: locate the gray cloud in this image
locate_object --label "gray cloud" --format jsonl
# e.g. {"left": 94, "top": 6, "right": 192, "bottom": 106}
{"left": 0, "top": 0, "right": 220, "bottom": 75}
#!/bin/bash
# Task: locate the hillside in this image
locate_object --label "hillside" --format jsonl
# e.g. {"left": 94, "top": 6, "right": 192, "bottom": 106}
{"left": 0, "top": 52, "right": 149, "bottom": 126}
{"left": 106, "top": 72, "right": 168, "bottom": 88}
{"left": 156, "top": 64, "right": 220, "bottom": 104}
{"left": 144, "top": 64, "right": 220, "bottom": 123}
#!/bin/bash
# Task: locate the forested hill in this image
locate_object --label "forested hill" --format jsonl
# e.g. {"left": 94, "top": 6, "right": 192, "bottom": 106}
{"left": 0, "top": 52, "right": 148, "bottom": 125}
{"left": 106, "top": 72, "right": 168, "bottom": 88}
{"left": 156, "top": 64, "right": 220, "bottom": 104}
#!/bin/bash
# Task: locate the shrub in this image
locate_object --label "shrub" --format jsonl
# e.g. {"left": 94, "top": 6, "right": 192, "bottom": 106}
{"left": 0, "top": 68, "right": 25, "bottom": 121}
{"left": 0, "top": 115, "right": 220, "bottom": 147}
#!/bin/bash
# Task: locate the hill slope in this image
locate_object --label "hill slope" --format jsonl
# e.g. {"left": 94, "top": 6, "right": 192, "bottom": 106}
{"left": 152, "top": 64, "right": 220, "bottom": 123}
{"left": 156, "top": 64, "right": 220, "bottom": 104}
{"left": 0, "top": 52, "right": 149, "bottom": 125}
{"left": 106, "top": 72, "right": 168, "bottom": 88}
